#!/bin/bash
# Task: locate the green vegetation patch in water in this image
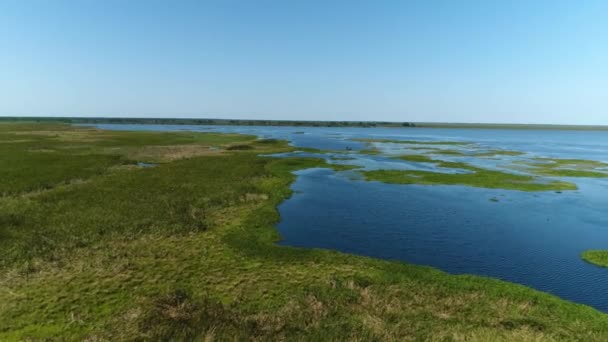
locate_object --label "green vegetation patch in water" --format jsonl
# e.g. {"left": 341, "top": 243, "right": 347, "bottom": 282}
{"left": 354, "top": 138, "right": 469, "bottom": 145}
{"left": 408, "top": 146, "right": 444, "bottom": 151}
{"left": 582, "top": 250, "right": 608, "bottom": 268}
{"left": 369, "top": 156, "right": 576, "bottom": 191}
{"left": 475, "top": 150, "right": 525, "bottom": 157}
{"left": 519, "top": 158, "right": 608, "bottom": 178}
{"left": 423, "top": 149, "right": 524, "bottom": 157}
{"left": 364, "top": 169, "right": 576, "bottom": 191}
{"left": 358, "top": 148, "right": 381, "bottom": 155}
{"left": 429, "top": 149, "right": 467, "bottom": 156}
{"left": 271, "top": 157, "right": 360, "bottom": 173}
{"left": 396, "top": 154, "right": 436, "bottom": 163}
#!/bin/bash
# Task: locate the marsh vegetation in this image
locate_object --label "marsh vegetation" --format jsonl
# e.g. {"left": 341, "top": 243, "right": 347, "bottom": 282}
{"left": 353, "top": 137, "right": 608, "bottom": 191}
{"left": 2, "top": 123, "right": 608, "bottom": 340}
{"left": 362, "top": 155, "right": 577, "bottom": 191}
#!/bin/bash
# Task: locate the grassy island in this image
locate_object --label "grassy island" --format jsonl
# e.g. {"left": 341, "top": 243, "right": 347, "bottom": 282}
{"left": 1, "top": 123, "right": 608, "bottom": 340}
{"left": 582, "top": 250, "right": 608, "bottom": 268}
{"left": 519, "top": 158, "right": 608, "bottom": 178}
{"left": 364, "top": 168, "right": 576, "bottom": 192}
{"left": 369, "top": 155, "right": 578, "bottom": 191}
{"left": 354, "top": 138, "right": 526, "bottom": 159}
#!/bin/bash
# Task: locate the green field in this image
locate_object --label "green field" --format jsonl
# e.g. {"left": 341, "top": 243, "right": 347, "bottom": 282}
{"left": 2, "top": 122, "right": 608, "bottom": 340}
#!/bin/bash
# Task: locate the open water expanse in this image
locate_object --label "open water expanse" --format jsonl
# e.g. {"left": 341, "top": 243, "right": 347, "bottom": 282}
{"left": 90, "top": 124, "right": 608, "bottom": 311}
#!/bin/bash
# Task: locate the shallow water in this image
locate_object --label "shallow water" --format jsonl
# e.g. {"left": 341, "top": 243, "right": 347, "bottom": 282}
{"left": 89, "top": 124, "right": 608, "bottom": 311}
{"left": 137, "top": 162, "right": 157, "bottom": 168}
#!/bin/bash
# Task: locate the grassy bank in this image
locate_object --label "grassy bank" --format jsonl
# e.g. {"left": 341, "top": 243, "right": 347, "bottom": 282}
{"left": 2, "top": 123, "right": 608, "bottom": 340}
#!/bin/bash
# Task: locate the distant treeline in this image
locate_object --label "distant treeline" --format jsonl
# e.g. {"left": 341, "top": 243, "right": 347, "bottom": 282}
{"left": 2, "top": 116, "right": 607, "bottom": 130}
{"left": 0, "top": 117, "right": 417, "bottom": 128}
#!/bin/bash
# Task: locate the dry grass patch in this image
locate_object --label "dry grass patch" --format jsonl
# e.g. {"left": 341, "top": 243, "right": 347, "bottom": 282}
{"left": 123, "top": 144, "right": 225, "bottom": 162}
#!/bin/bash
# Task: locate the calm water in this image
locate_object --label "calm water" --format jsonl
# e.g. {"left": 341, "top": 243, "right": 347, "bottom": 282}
{"left": 90, "top": 124, "right": 608, "bottom": 311}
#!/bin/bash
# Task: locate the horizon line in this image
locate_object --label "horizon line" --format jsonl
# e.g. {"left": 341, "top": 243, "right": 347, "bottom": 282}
{"left": 2, "top": 115, "right": 608, "bottom": 128}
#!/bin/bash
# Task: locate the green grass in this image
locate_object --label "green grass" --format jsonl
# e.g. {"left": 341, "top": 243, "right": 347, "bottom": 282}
{"left": 428, "top": 149, "right": 467, "bottom": 156}
{"left": 582, "top": 250, "right": 608, "bottom": 268}
{"left": 0, "top": 123, "right": 256, "bottom": 196}
{"left": 1, "top": 123, "right": 608, "bottom": 340}
{"left": 371, "top": 156, "right": 577, "bottom": 191}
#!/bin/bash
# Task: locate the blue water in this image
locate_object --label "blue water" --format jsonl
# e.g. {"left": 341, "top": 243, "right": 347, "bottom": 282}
{"left": 88, "top": 124, "right": 608, "bottom": 311}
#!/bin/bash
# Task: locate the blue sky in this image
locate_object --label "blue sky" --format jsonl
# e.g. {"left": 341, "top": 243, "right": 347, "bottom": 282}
{"left": 0, "top": 0, "right": 606, "bottom": 124}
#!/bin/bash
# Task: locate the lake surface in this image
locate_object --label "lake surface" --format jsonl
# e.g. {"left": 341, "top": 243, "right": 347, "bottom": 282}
{"left": 89, "top": 124, "right": 608, "bottom": 311}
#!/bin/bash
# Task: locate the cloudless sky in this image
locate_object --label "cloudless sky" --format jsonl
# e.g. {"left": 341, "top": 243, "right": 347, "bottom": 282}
{"left": 1, "top": 0, "right": 606, "bottom": 124}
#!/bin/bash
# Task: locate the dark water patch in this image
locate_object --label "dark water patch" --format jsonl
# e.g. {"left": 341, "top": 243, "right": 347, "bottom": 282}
{"left": 277, "top": 168, "right": 608, "bottom": 312}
